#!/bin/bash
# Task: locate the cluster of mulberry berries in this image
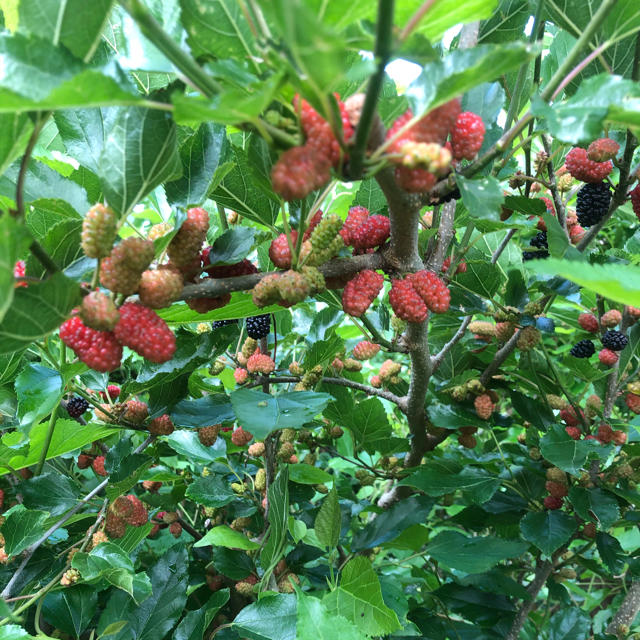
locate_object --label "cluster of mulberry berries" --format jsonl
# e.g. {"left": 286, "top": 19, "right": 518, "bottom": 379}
{"left": 271, "top": 95, "right": 353, "bottom": 201}
{"left": 105, "top": 494, "right": 149, "bottom": 539}
{"left": 388, "top": 270, "right": 450, "bottom": 323}
{"left": 340, "top": 206, "right": 390, "bottom": 251}
{"left": 342, "top": 270, "right": 384, "bottom": 317}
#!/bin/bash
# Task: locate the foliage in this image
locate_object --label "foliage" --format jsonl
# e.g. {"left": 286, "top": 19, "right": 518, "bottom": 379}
{"left": 1, "top": 1, "right": 640, "bottom": 639}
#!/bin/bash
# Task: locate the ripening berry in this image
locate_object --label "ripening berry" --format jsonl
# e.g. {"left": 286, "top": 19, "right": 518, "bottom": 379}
{"left": 138, "top": 268, "right": 183, "bottom": 309}
{"left": 231, "top": 426, "right": 253, "bottom": 446}
{"left": 565, "top": 426, "right": 581, "bottom": 440}
{"left": 122, "top": 400, "right": 148, "bottom": 424}
{"left": 565, "top": 147, "right": 613, "bottom": 183}
{"left": 395, "top": 166, "right": 437, "bottom": 193}
{"left": 77, "top": 453, "right": 93, "bottom": 469}
{"left": 389, "top": 278, "right": 428, "bottom": 323}
{"left": 59, "top": 316, "right": 122, "bottom": 372}
{"left": 587, "top": 138, "right": 620, "bottom": 162}
{"left": 451, "top": 112, "right": 485, "bottom": 160}
{"left": 410, "top": 270, "right": 450, "bottom": 313}
{"left": 379, "top": 359, "right": 401, "bottom": 381}
{"left": 546, "top": 467, "right": 567, "bottom": 484}
{"left": 495, "top": 322, "right": 515, "bottom": 343}
{"left": 600, "top": 309, "right": 622, "bottom": 328}
{"left": 612, "top": 430, "right": 627, "bottom": 445}
{"left": 544, "top": 496, "right": 564, "bottom": 510}
{"left": 124, "top": 494, "right": 148, "bottom": 526}
{"left": 631, "top": 185, "right": 640, "bottom": 221}
{"left": 246, "top": 352, "right": 276, "bottom": 374}
{"left": 271, "top": 146, "right": 331, "bottom": 201}
{"left": 81, "top": 203, "right": 118, "bottom": 258}
{"left": 167, "top": 207, "right": 209, "bottom": 268}
{"left": 269, "top": 232, "right": 297, "bottom": 269}
{"left": 93, "top": 456, "right": 108, "bottom": 476}
{"left": 248, "top": 442, "right": 265, "bottom": 457}
{"left": 599, "top": 348, "right": 619, "bottom": 366}
{"left": 352, "top": 341, "right": 380, "bottom": 360}
{"left": 169, "top": 522, "right": 183, "bottom": 538}
{"left": 142, "top": 481, "right": 162, "bottom": 492}
{"left": 545, "top": 481, "right": 568, "bottom": 498}
{"left": 578, "top": 313, "right": 599, "bottom": 333}
{"left": 582, "top": 522, "right": 597, "bottom": 538}
{"left": 371, "top": 375, "right": 382, "bottom": 388}
{"left": 80, "top": 291, "right": 120, "bottom": 331}
{"left": 350, "top": 215, "right": 390, "bottom": 250}
{"left": 114, "top": 303, "right": 176, "bottom": 363}
{"left": 342, "top": 270, "right": 384, "bottom": 317}
{"left": 148, "top": 414, "right": 174, "bottom": 436}
{"left": 597, "top": 423, "right": 614, "bottom": 444}
{"left": 198, "top": 424, "right": 221, "bottom": 446}
{"left": 234, "top": 368, "right": 248, "bottom": 384}
{"left": 100, "top": 237, "right": 155, "bottom": 295}
{"left": 625, "top": 392, "right": 640, "bottom": 414}
{"left": 474, "top": 394, "right": 494, "bottom": 420}
{"left": 516, "top": 326, "right": 541, "bottom": 351}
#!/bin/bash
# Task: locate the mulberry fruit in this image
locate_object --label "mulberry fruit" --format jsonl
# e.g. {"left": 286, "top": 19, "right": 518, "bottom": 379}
{"left": 352, "top": 341, "right": 380, "bottom": 360}
{"left": 625, "top": 392, "right": 640, "bottom": 414}
{"left": 93, "top": 456, "right": 108, "bottom": 477}
{"left": 138, "top": 268, "right": 183, "bottom": 309}
{"left": 79, "top": 291, "right": 120, "bottom": 331}
{"left": 342, "top": 270, "right": 384, "bottom": 317}
{"left": 122, "top": 400, "right": 148, "bottom": 424}
{"left": 246, "top": 352, "right": 276, "bottom": 374}
{"left": 474, "top": 394, "right": 494, "bottom": 420}
{"left": 565, "top": 147, "right": 613, "bottom": 183}
{"left": 148, "top": 414, "right": 174, "bottom": 435}
{"left": 340, "top": 206, "right": 370, "bottom": 245}
{"left": 576, "top": 182, "right": 612, "bottom": 227}
{"left": 578, "top": 313, "right": 599, "bottom": 333}
{"left": 269, "top": 232, "right": 296, "bottom": 269}
{"left": 234, "top": 368, "right": 248, "bottom": 384}
{"left": 631, "top": 184, "right": 640, "bottom": 220}
{"left": 600, "top": 309, "right": 622, "bottom": 328}
{"left": 587, "top": 138, "right": 619, "bottom": 162}
{"left": 246, "top": 314, "right": 271, "bottom": 339}
{"left": 350, "top": 215, "right": 390, "bottom": 250}
{"left": 231, "top": 426, "right": 253, "bottom": 446}
{"left": 543, "top": 496, "right": 564, "bottom": 510}
{"left": 81, "top": 203, "right": 118, "bottom": 258}
{"left": 167, "top": 207, "right": 209, "bottom": 268}
{"left": 410, "top": 270, "right": 450, "bottom": 313}
{"left": 66, "top": 396, "right": 89, "bottom": 418}
{"left": 114, "top": 303, "right": 176, "bottom": 363}
{"left": 389, "top": 278, "right": 428, "bottom": 323}
{"left": 59, "top": 316, "right": 122, "bottom": 372}
{"left": 395, "top": 166, "right": 437, "bottom": 193}
{"left": 570, "top": 339, "right": 595, "bottom": 358}
{"left": 601, "top": 330, "right": 628, "bottom": 351}
{"left": 451, "top": 112, "right": 485, "bottom": 160}
{"left": 100, "top": 237, "right": 155, "bottom": 295}
{"left": 271, "top": 146, "right": 330, "bottom": 201}
{"left": 516, "top": 326, "right": 541, "bottom": 351}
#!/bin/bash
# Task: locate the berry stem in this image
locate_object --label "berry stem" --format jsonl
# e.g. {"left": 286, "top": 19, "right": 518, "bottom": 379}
{"left": 541, "top": 134, "right": 567, "bottom": 230}
{"left": 349, "top": 0, "right": 394, "bottom": 178}
{"left": 34, "top": 404, "right": 58, "bottom": 477}
{"left": 217, "top": 204, "right": 229, "bottom": 231}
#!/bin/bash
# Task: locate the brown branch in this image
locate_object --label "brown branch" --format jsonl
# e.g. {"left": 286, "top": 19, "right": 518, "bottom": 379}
{"left": 607, "top": 581, "right": 640, "bottom": 638}
{"left": 480, "top": 330, "right": 520, "bottom": 387}
{"left": 431, "top": 316, "right": 472, "bottom": 371}
{"left": 426, "top": 199, "right": 456, "bottom": 272}
{"left": 541, "top": 134, "right": 567, "bottom": 230}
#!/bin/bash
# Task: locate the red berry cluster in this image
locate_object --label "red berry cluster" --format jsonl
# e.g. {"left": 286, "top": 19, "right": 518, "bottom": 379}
{"left": 631, "top": 184, "right": 640, "bottom": 221}
{"left": 451, "top": 112, "right": 486, "bottom": 161}
{"left": 59, "top": 316, "right": 123, "bottom": 372}
{"left": 13, "top": 260, "right": 27, "bottom": 288}
{"left": 271, "top": 95, "right": 353, "bottom": 201}
{"left": 106, "top": 494, "right": 149, "bottom": 539}
{"left": 342, "top": 270, "right": 384, "bottom": 317}
{"left": 246, "top": 351, "right": 276, "bottom": 374}
{"left": 388, "top": 270, "right": 450, "bottom": 323}
{"left": 352, "top": 341, "right": 380, "bottom": 361}
{"left": 565, "top": 147, "right": 613, "bottom": 183}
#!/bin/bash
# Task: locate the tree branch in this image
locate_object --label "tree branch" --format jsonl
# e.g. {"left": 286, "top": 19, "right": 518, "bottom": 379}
{"left": 431, "top": 316, "right": 471, "bottom": 371}
{"left": 607, "top": 581, "right": 640, "bottom": 638}
{"left": 426, "top": 199, "right": 456, "bottom": 272}
{"left": 480, "top": 330, "right": 520, "bottom": 387}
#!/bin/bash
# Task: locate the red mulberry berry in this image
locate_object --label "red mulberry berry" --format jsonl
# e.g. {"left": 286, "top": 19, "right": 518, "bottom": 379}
{"left": 93, "top": 456, "right": 108, "bottom": 476}
{"left": 587, "top": 138, "right": 619, "bottom": 162}
{"left": 81, "top": 203, "right": 118, "bottom": 258}
{"left": 79, "top": 291, "right": 120, "bottom": 331}
{"left": 596, "top": 423, "right": 614, "bottom": 444}
{"left": 122, "top": 399, "right": 148, "bottom": 424}
{"left": 565, "top": 147, "right": 612, "bottom": 183}
{"left": 114, "top": 303, "right": 176, "bottom": 363}
{"left": 458, "top": 433, "right": 477, "bottom": 448}
{"left": 414, "top": 100, "right": 461, "bottom": 146}
{"left": 14, "top": 260, "right": 27, "bottom": 288}
{"left": 102, "top": 385, "right": 121, "bottom": 400}
{"left": 342, "top": 270, "right": 384, "bottom": 317}
{"left": 352, "top": 341, "right": 380, "bottom": 360}
{"left": 599, "top": 348, "right": 619, "bottom": 366}
{"left": 269, "top": 232, "right": 297, "bottom": 269}
{"left": 149, "top": 414, "right": 174, "bottom": 435}
{"left": 474, "top": 394, "right": 494, "bottom": 420}
{"left": 350, "top": 215, "right": 390, "bottom": 250}
{"left": 410, "top": 270, "right": 450, "bottom": 313}
{"left": 234, "top": 368, "right": 248, "bottom": 384}
{"left": 565, "top": 426, "right": 581, "bottom": 440}
{"left": 231, "top": 426, "right": 253, "bottom": 446}
{"left": 578, "top": 313, "right": 599, "bottom": 332}
{"left": 59, "top": 316, "right": 122, "bottom": 372}
{"left": 395, "top": 166, "right": 437, "bottom": 193}
{"left": 545, "top": 481, "right": 568, "bottom": 498}
{"left": 167, "top": 207, "right": 209, "bottom": 268}
{"left": 77, "top": 453, "right": 93, "bottom": 469}
{"left": 389, "top": 278, "right": 428, "bottom": 323}
{"left": 105, "top": 512, "right": 126, "bottom": 538}
{"left": 625, "top": 392, "right": 640, "bottom": 414}
{"left": 544, "top": 496, "right": 564, "bottom": 510}
{"left": 246, "top": 352, "right": 276, "bottom": 374}
{"left": 340, "top": 206, "right": 370, "bottom": 245}
{"left": 138, "top": 268, "right": 183, "bottom": 309}
{"left": 169, "top": 522, "right": 182, "bottom": 538}
{"left": 124, "top": 494, "right": 148, "bottom": 526}
{"left": 198, "top": 424, "right": 221, "bottom": 446}
{"left": 451, "top": 112, "right": 485, "bottom": 160}
{"left": 612, "top": 430, "right": 627, "bottom": 445}
{"left": 600, "top": 309, "right": 622, "bottom": 328}
{"left": 631, "top": 185, "right": 640, "bottom": 220}
{"left": 271, "top": 146, "right": 330, "bottom": 201}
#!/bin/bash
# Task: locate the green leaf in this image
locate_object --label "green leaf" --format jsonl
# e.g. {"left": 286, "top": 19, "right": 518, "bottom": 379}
{"left": 339, "top": 397, "right": 391, "bottom": 454}
{"left": 170, "top": 395, "right": 235, "bottom": 427}
{"left": 25, "top": 219, "right": 83, "bottom": 279}
{"left": 426, "top": 530, "right": 528, "bottom": 573}
{"left": 173, "top": 591, "right": 230, "bottom": 640}
{"left": 510, "top": 390, "right": 555, "bottom": 430}
{"left": 296, "top": 587, "right": 364, "bottom": 640}
{"left": 520, "top": 511, "right": 576, "bottom": 556}
{"left": 324, "top": 557, "right": 401, "bottom": 636}
{"left": 479, "top": 0, "right": 531, "bottom": 44}
{"left": 454, "top": 259, "right": 504, "bottom": 301}
{"left": 97, "top": 547, "right": 188, "bottom": 640}
{"left": 288, "top": 463, "right": 333, "bottom": 485}
{"left": 165, "top": 430, "right": 227, "bottom": 465}
{"left": 15, "top": 364, "right": 63, "bottom": 427}
{"left": 233, "top": 594, "right": 297, "bottom": 640}
{"left": 54, "top": 108, "right": 110, "bottom": 175}
{"left": 407, "top": 42, "right": 538, "bottom": 117}
{"left": 230, "top": 389, "right": 332, "bottom": 440}
{"left": 315, "top": 484, "right": 341, "bottom": 549}
{"left": 302, "top": 333, "right": 344, "bottom": 371}
{"left": 205, "top": 228, "right": 256, "bottom": 266}
{"left": 540, "top": 425, "right": 603, "bottom": 475}
{"left": 528, "top": 257, "right": 640, "bottom": 306}
{"left": 0, "top": 216, "right": 31, "bottom": 322}
{"left": 568, "top": 487, "right": 620, "bottom": 529}
{"left": 261, "top": 468, "right": 289, "bottom": 570}
{"left": 456, "top": 175, "right": 505, "bottom": 222}
{"left": 165, "top": 123, "right": 228, "bottom": 207}
{"left": 596, "top": 531, "right": 627, "bottom": 574}
{"left": 0, "top": 273, "right": 81, "bottom": 355}
{"left": 352, "top": 495, "right": 434, "bottom": 551}
{"left": 185, "top": 475, "right": 236, "bottom": 508}
{"left": 21, "top": 471, "right": 80, "bottom": 516}
{"left": 194, "top": 525, "right": 259, "bottom": 550}
{"left": 548, "top": 608, "right": 591, "bottom": 640}
{"left": 400, "top": 467, "right": 500, "bottom": 504}
{"left": 16, "top": 0, "right": 115, "bottom": 61}
{"left": 1, "top": 504, "right": 48, "bottom": 556}
{"left": 428, "top": 402, "right": 487, "bottom": 430}
{"left": 0, "top": 626, "right": 36, "bottom": 640}
{"left": 98, "top": 107, "right": 181, "bottom": 215}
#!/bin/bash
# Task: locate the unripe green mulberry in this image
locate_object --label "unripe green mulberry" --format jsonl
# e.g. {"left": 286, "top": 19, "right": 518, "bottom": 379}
{"left": 209, "top": 360, "right": 225, "bottom": 375}
{"left": 546, "top": 394, "right": 569, "bottom": 410}
{"left": 546, "top": 467, "right": 567, "bottom": 484}
{"left": 255, "top": 468, "right": 266, "bottom": 491}
{"left": 81, "top": 204, "right": 118, "bottom": 258}
{"left": 343, "top": 358, "right": 362, "bottom": 372}
{"left": 242, "top": 337, "right": 258, "bottom": 359}
{"left": 309, "top": 214, "right": 343, "bottom": 252}
{"left": 253, "top": 274, "right": 282, "bottom": 308}
{"left": 300, "top": 266, "right": 326, "bottom": 294}
{"left": 468, "top": 321, "right": 496, "bottom": 337}
{"left": 355, "top": 469, "right": 374, "bottom": 486}
{"left": 280, "top": 428, "right": 296, "bottom": 443}
{"left": 277, "top": 442, "right": 295, "bottom": 461}
{"left": 517, "top": 326, "right": 541, "bottom": 351}
{"left": 100, "top": 237, "right": 155, "bottom": 295}
{"left": 277, "top": 270, "right": 311, "bottom": 304}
